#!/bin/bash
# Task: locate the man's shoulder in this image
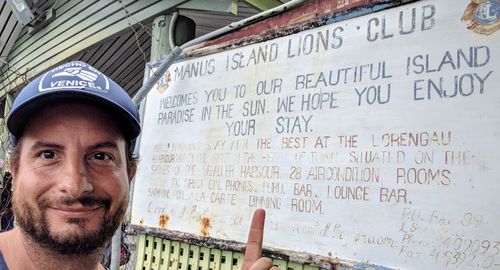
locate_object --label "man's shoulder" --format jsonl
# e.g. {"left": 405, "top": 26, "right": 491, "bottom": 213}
{"left": 0, "top": 230, "right": 12, "bottom": 245}
{"left": 0, "top": 249, "right": 8, "bottom": 270}
{"left": 0, "top": 230, "right": 16, "bottom": 270}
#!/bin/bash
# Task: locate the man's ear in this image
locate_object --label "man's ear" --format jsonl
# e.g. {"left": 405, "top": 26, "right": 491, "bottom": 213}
{"left": 9, "top": 169, "right": 16, "bottom": 182}
{"left": 128, "top": 162, "right": 137, "bottom": 182}
{"left": 8, "top": 159, "right": 17, "bottom": 185}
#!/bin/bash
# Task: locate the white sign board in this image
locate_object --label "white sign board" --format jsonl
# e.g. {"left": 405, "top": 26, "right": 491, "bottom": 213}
{"left": 131, "top": 0, "right": 500, "bottom": 268}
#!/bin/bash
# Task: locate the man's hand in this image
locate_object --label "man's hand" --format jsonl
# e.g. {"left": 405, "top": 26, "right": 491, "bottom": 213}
{"left": 242, "top": 209, "right": 279, "bottom": 270}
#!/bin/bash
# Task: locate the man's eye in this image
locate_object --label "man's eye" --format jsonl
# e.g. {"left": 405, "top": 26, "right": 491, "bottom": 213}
{"left": 92, "top": 152, "right": 111, "bottom": 161}
{"left": 39, "top": 151, "right": 55, "bottom": 159}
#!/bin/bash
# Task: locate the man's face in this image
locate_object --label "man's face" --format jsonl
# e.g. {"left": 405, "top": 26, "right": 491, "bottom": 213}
{"left": 11, "top": 103, "right": 131, "bottom": 255}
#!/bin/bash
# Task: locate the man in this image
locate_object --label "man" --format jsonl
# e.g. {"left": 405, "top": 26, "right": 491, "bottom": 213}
{"left": 0, "top": 61, "right": 276, "bottom": 270}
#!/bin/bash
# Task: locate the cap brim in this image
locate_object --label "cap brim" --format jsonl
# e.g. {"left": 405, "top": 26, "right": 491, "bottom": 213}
{"left": 7, "top": 90, "right": 141, "bottom": 141}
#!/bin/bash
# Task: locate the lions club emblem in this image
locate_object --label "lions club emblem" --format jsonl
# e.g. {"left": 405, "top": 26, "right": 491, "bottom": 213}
{"left": 155, "top": 70, "right": 171, "bottom": 94}
{"left": 462, "top": 0, "right": 500, "bottom": 35}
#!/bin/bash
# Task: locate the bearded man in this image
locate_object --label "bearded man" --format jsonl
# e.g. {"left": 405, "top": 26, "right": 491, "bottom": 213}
{"left": 0, "top": 61, "right": 275, "bottom": 270}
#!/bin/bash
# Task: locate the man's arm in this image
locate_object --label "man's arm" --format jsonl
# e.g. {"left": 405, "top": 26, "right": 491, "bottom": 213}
{"left": 242, "top": 209, "right": 279, "bottom": 270}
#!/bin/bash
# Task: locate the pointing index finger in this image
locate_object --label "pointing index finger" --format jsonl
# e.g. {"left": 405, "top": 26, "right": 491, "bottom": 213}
{"left": 243, "top": 208, "right": 266, "bottom": 270}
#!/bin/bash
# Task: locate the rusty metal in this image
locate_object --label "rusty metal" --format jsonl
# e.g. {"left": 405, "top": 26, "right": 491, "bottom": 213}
{"left": 186, "top": 0, "right": 419, "bottom": 58}
{"left": 159, "top": 214, "right": 170, "bottom": 229}
{"left": 200, "top": 216, "right": 212, "bottom": 236}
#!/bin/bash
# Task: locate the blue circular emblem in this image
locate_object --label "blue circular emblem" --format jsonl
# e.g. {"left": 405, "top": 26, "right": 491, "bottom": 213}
{"left": 474, "top": 0, "right": 500, "bottom": 25}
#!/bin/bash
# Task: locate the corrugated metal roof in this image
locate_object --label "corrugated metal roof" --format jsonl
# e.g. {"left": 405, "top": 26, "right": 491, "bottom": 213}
{"left": 72, "top": 1, "right": 261, "bottom": 97}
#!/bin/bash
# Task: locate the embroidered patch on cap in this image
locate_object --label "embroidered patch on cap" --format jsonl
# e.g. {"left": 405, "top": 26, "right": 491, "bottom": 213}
{"left": 38, "top": 62, "right": 110, "bottom": 93}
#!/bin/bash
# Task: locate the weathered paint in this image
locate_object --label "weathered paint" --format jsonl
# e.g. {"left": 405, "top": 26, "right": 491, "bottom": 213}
{"left": 187, "top": 0, "right": 418, "bottom": 57}
{"left": 159, "top": 214, "right": 170, "bottom": 229}
{"left": 200, "top": 216, "right": 212, "bottom": 236}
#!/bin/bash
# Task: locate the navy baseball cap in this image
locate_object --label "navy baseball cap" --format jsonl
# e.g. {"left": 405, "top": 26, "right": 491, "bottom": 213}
{"left": 7, "top": 61, "right": 141, "bottom": 143}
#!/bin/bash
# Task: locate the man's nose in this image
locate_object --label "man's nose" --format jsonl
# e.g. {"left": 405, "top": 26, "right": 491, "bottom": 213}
{"left": 58, "top": 156, "right": 93, "bottom": 197}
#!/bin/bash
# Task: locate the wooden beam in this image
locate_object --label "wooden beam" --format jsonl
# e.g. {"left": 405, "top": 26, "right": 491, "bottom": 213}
{"left": 178, "top": 0, "right": 236, "bottom": 14}
{"left": 241, "top": 0, "right": 283, "bottom": 11}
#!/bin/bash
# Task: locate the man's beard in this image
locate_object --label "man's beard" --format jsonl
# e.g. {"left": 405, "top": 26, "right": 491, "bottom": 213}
{"left": 13, "top": 194, "right": 127, "bottom": 256}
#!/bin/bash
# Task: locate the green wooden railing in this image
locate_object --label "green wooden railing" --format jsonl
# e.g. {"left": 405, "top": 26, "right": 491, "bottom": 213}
{"left": 134, "top": 234, "right": 321, "bottom": 270}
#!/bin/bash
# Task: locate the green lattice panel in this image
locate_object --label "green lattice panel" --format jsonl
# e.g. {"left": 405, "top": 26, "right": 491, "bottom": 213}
{"left": 135, "top": 234, "right": 147, "bottom": 270}
{"left": 187, "top": 245, "right": 201, "bottom": 270}
{"left": 135, "top": 234, "right": 321, "bottom": 270}
{"left": 169, "top": 241, "right": 181, "bottom": 270}
{"left": 273, "top": 259, "right": 287, "bottom": 270}
{"left": 151, "top": 237, "right": 163, "bottom": 269}
{"left": 231, "top": 253, "right": 244, "bottom": 270}
{"left": 159, "top": 239, "right": 172, "bottom": 269}
{"left": 179, "top": 243, "right": 190, "bottom": 270}
{"left": 220, "top": 250, "right": 234, "bottom": 270}
{"left": 209, "top": 249, "right": 221, "bottom": 270}
{"left": 286, "top": 262, "right": 303, "bottom": 270}
{"left": 135, "top": 235, "right": 156, "bottom": 270}
{"left": 198, "top": 247, "right": 211, "bottom": 270}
